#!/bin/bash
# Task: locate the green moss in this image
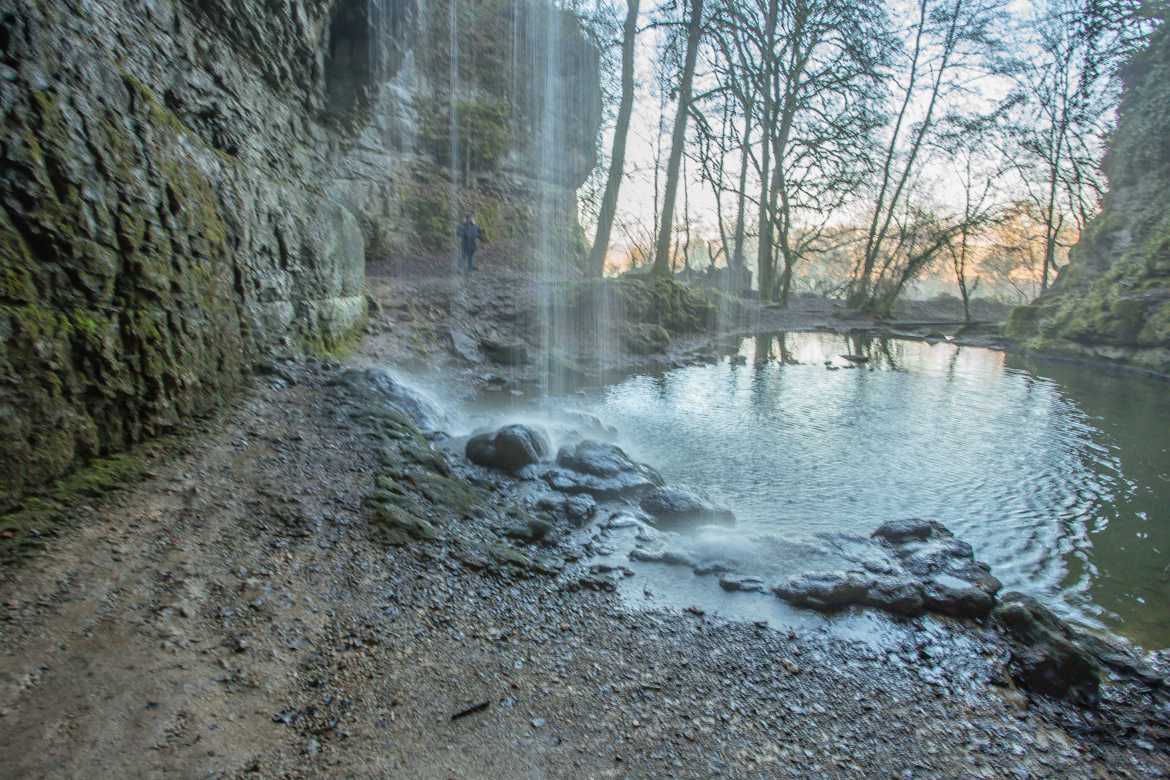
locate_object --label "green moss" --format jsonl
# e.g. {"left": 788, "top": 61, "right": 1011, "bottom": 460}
{"left": 417, "top": 97, "right": 511, "bottom": 172}
{"left": 302, "top": 308, "right": 367, "bottom": 358}
{"left": 403, "top": 179, "right": 452, "bottom": 253}
{"left": 1006, "top": 27, "right": 1170, "bottom": 375}
{"left": 122, "top": 72, "right": 191, "bottom": 137}
{"left": 55, "top": 453, "right": 147, "bottom": 497}
{"left": 1138, "top": 300, "right": 1170, "bottom": 346}
{"left": 369, "top": 501, "right": 440, "bottom": 545}
{"left": 69, "top": 310, "right": 103, "bottom": 339}
{"left": 3, "top": 303, "right": 73, "bottom": 340}
{"left": 0, "top": 210, "right": 39, "bottom": 303}
{"left": 0, "top": 452, "right": 148, "bottom": 565}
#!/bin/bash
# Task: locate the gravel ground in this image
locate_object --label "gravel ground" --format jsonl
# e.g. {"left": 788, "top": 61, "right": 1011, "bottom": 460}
{"left": 0, "top": 271, "right": 1166, "bottom": 779}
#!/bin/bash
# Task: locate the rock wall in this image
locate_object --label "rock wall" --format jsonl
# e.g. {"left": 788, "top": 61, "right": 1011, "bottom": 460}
{"left": 0, "top": 0, "right": 601, "bottom": 509}
{"left": 1006, "top": 25, "right": 1170, "bottom": 376}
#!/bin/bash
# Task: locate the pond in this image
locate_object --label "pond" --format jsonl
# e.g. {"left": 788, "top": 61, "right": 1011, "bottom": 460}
{"left": 562, "top": 332, "right": 1170, "bottom": 649}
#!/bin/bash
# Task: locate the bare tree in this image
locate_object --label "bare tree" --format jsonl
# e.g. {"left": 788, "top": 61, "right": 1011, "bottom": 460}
{"left": 587, "top": 0, "right": 641, "bottom": 277}
{"left": 848, "top": 0, "right": 1006, "bottom": 312}
{"left": 653, "top": 0, "right": 706, "bottom": 275}
{"left": 696, "top": 0, "right": 890, "bottom": 302}
{"left": 1002, "top": 0, "right": 1115, "bottom": 292}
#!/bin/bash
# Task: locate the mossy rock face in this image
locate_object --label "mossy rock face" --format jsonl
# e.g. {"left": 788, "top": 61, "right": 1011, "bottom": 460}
{"left": 370, "top": 501, "right": 440, "bottom": 545}
{"left": 418, "top": 97, "right": 511, "bottom": 172}
{"left": 2, "top": 0, "right": 601, "bottom": 511}
{"left": 0, "top": 9, "right": 369, "bottom": 509}
{"left": 1006, "top": 25, "right": 1170, "bottom": 376}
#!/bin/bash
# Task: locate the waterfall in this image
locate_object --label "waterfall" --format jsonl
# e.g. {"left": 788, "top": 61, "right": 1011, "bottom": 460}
{"left": 447, "top": 0, "right": 462, "bottom": 276}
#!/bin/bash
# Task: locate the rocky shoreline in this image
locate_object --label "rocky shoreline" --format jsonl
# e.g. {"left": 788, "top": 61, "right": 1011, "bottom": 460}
{"left": 1, "top": 270, "right": 1168, "bottom": 777}
{"left": 0, "top": 346, "right": 1168, "bottom": 777}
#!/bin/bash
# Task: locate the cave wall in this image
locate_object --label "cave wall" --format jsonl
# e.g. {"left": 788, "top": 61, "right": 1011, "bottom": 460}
{"left": 0, "top": 0, "right": 601, "bottom": 509}
{"left": 1006, "top": 24, "right": 1170, "bottom": 376}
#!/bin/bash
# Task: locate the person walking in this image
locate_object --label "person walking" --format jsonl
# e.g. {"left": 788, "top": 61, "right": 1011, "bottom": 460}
{"left": 457, "top": 212, "right": 485, "bottom": 272}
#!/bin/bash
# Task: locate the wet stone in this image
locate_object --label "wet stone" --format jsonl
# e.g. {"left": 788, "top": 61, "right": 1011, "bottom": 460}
{"left": 628, "top": 546, "right": 697, "bottom": 568}
{"left": 466, "top": 424, "right": 551, "bottom": 473}
{"left": 534, "top": 493, "right": 597, "bottom": 527}
{"left": 718, "top": 574, "right": 766, "bottom": 593}
{"left": 771, "top": 520, "right": 998, "bottom": 620}
{"left": 504, "top": 515, "right": 557, "bottom": 545}
{"left": 539, "top": 440, "right": 664, "bottom": 499}
{"left": 639, "top": 486, "right": 735, "bottom": 529}
{"left": 993, "top": 592, "right": 1101, "bottom": 706}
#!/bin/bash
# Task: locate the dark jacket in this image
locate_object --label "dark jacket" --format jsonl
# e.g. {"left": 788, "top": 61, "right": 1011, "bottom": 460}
{"left": 458, "top": 221, "right": 484, "bottom": 254}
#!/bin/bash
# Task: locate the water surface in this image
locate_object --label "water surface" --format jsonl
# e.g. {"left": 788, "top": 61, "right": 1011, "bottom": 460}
{"left": 571, "top": 333, "right": 1170, "bottom": 649}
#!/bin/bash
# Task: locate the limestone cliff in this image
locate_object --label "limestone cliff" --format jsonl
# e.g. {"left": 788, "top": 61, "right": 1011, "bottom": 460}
{"left": 0, "top": 0, "right": 601, "bottom": 508}
{"left": 1006, "top": 25, "right": 1170, "bottom": 376}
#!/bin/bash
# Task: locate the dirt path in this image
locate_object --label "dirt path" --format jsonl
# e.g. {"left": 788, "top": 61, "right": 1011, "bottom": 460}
{"left": 0, "top": 272, "right": 1166, "bottom": 778}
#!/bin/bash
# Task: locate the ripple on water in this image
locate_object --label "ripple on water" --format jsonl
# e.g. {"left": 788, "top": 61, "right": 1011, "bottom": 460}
{"left": 568, "top": 333, "right": 1170, "bottom": 649}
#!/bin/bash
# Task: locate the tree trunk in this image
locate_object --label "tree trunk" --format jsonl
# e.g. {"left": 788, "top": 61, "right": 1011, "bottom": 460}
{"left": 730, "top": 110, "right": 751, "bottom": 285}
{"left": 587, "top": 0, "right": 640, "bottom": 277}
{"left": 653, "top": 0, "right": 705, "bottom": 275}
{"left": 778, "top": 258, "right": 794, "bottom": 306}
{"left": 753, "top": 0, "right": 780, "bottom": 296}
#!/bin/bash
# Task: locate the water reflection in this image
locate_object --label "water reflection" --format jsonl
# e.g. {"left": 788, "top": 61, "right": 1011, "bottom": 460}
{"left": 585, "top": 332, "right": 1170, "bottom": 649}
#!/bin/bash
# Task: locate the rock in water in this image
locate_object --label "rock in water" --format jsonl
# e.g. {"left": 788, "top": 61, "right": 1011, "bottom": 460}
{"left": 772, "top": 571, "right": 925, "bottom": 616}
{"left": 639, "top": 486, "right": 735, "bottom": 529}
{"left": 541, "top": 440, "right": 664, "bottom": 499}
{"left": 718, "top": 574, "right": 766, "bottom": 593}
{"left": 556, "top": 440, "right": 658, "bottom": 480}
{"left": 993, "top": 592, "right": 1101, "bottom": 706}
{"left": 771, "top": 519, "right": 999, "bottom": 619}
{"left": 465, "top": 424, "right": 551, "bottom": 473}
{"left": 333, "top": 368, "right": 445, "bottom": 431}
{"left": 872, "top": 518, "right": 1001, "bottom": 618}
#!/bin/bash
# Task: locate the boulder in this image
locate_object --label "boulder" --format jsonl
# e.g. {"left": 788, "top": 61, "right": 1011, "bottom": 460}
{"left": 564, "top": 494, "right": 598, "bottom": 524}
{"left": 773, "top": 571, "right": 925, "bottom": 616}
{"left": 773, "top": 571, "right": 874, "bottom": 612}
{"left": 993, "top": 592, "right": 1101, "bottom": 706}
{"left": 465, "top": 424, "right": 551, "bottom": 473}
{"left": 542, "top": 440, "right": 664, "bottom": 499}
{"left": 872, "top": 518, "right": 949, "bottom": 544}
{"left": 504, "top": 515, "right": 557, "bottom": 544}
{"left": 639, "top": 486, "right": 736, "bottom": 529}
{"left": 535, "top": 493, "right": 598, "bottom": 527}
{"left": 872, "top": 518, "right": 1001, "bottom": 619}
{"left": 770, "top": 520, "right": 999, "bottom": 620}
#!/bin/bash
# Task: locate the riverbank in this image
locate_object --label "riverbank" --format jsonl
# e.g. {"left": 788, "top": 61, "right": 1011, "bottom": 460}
{"left": 366, "top": 261, "right": 1160, "bottom": 390}
{"left": 359, "top": 262, "right": 1020, "bottom": 392}
{"left": 0, "top": 268, "right": 1167, "bottom": 778}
